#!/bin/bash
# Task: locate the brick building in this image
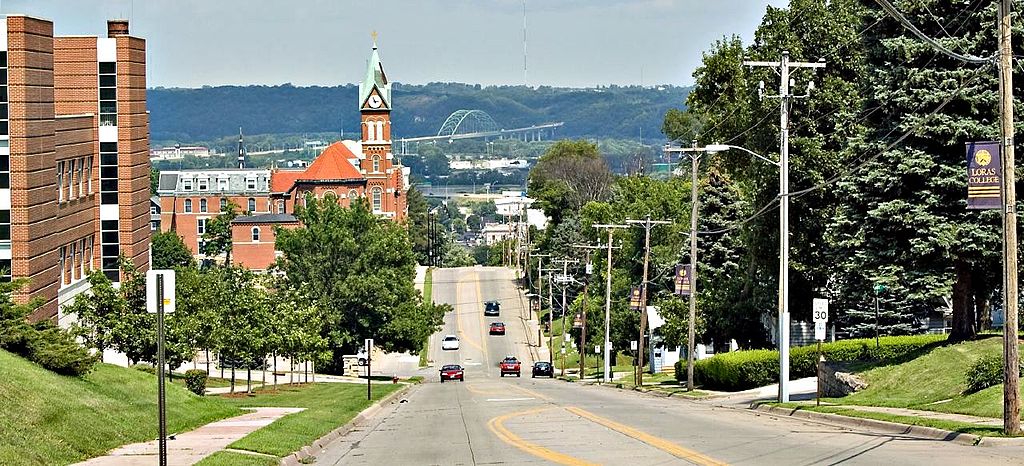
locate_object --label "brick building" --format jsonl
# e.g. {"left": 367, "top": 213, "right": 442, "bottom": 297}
{"left": 2, "top": 16, "right": 150, "bottom": 321}
{"left": 157, "top": 40, "right": 409, "bottom": 271}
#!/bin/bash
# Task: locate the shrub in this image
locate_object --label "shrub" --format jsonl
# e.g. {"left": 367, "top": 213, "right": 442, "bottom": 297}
{"left": 965, "top": 354, "right": 1024, "bottom": 394}
{"left": 0, "top": 290, "right": 97, "bottom": 377}
{"left": 679, "top": 334, "right": 946, "bottom": 391}
{"left": 184, "top": 369, "right": 208, "bottom": 396}
{"left": 132, "top": 363, "right": 157, "bottom": 375}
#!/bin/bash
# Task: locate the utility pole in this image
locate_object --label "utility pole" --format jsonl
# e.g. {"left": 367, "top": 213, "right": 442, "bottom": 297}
{"left": 534, "top": 254, "right": 551, "bottom": 322}
{"left": 744, "top": 51, "right": 824, "bottom": 403}
{"left": 999, "top": 0, "right": 1021, "bottom": 436}
{"left": 540, "top": 266, "right": 558, "bottom": 365}
{"left": 684, "top": 140, "right": 701, "bottom": 392}
{"left": 573, "top": 244, "right": 602, "bottom": 379}
{"left": 594, "top": 224, "right": 627, "bottom": 382}
{"left": 625, "top": 217, "right": 671, "bottom": 387}
{"left": 552, "top": 258, "right": 578, "bottom": 377}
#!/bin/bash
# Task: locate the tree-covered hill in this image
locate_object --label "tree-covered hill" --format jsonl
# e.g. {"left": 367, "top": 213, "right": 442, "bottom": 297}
{"left": 147, "top": 83, "right": 690, "bottom": 142}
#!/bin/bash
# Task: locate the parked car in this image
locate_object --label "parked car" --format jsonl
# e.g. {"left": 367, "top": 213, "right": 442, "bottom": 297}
{"left": 484, "top": 300, "right": 500, "bottom": 317}
{"left": 489, "top": 322, "right": 506, "bottom": 335}
{"left": 441, "top": 335, "right": 460, "bottom": 351}
{"left": 500, "top": 357, "right": 521, "bottom": 377}
{"left": 532, "top": 361, "right": 554, "bottom": 378}
{"left": 439, "top": 364, "right": 465, "bottom": 382}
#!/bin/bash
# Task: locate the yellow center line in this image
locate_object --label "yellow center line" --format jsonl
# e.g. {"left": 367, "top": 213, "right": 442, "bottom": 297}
{"left": 486, "top": 407, "right": 599, "bottom": 466}
{"left": 565, "top": 406, "right": 729, "bottom": 466}
{"left": 510, "top": 383, "right": 554, "bottom": 402}
{"left": 455, "top": 277, "right": 485, "bottom": 353}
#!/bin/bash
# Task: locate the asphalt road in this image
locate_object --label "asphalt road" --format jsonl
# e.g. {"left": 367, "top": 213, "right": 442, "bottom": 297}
{"left": 313, "top": 267, "right": 1024, "bottom": 465}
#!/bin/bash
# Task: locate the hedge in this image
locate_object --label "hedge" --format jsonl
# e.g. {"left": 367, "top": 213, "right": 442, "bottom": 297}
{"left": 676, "top": 334, "right": 946, "bottom": 391}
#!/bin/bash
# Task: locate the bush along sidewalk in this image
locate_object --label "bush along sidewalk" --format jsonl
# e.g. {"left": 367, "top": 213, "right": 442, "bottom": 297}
{"left": 679, "top": 334, "right": 946, "bottom": 391}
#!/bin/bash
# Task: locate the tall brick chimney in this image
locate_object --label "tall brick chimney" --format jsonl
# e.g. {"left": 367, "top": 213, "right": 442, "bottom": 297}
{"left": 107, "top": 19, "right": 129, "bottom": 37}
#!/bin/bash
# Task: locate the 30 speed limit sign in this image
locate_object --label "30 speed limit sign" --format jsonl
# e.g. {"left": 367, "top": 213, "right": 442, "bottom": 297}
{"left": 812, "top": 298, "right": 829, "bottom": 323}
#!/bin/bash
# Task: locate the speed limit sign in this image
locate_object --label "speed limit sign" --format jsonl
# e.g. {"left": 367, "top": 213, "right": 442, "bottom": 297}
{"left": 812, "top": 298, "right": 829, "bottom": 323}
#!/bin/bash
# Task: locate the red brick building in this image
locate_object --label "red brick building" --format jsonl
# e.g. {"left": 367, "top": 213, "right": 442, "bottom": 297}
{"left": 158, "top": 40, "right": 409, "bottom": 271}
{"left": 3, "top": 16, "right": 150, "bottom": 322}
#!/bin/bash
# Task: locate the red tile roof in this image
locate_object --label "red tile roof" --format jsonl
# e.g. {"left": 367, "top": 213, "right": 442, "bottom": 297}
{"left": 269, "top": 142, "right": 364, "bottom": 193}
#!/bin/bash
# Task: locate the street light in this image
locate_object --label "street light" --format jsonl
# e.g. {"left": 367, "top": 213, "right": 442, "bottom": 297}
{"left": 664, "top": 141, "right": 778, "bottom": 394}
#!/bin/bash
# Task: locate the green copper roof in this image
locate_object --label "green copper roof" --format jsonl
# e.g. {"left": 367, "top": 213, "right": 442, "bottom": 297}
{"left": 359, "top": 40, "right": 391, "bottom": 110}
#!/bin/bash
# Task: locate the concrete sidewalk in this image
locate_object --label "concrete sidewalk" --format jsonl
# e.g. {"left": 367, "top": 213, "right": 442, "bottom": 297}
{"left": 790, "top": 402, "right": 1004, "bottom": 426}
{"left": 75, "top": 407, "right": 303, "bottom": 466}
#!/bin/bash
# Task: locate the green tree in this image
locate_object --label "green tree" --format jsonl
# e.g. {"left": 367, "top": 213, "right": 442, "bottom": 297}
{"left": 202, "top": 201, "right": 240, "bottom": 265}
{"left": 406, "top": 186, "right": 430, "bottom": 264}
{"left": 528, "top": 140, "right": 613, "bottom": 225}
{"left": 65, "top": 272, "right": 123, "bottom": 362}
{"left": 2, "top": 279, "right": 97, "bottom": 375}
{"left": 151, "top": 231, "right": 196, "bottom": 269}
{"left": 151, "top": 168, "right": 159, "bottom": 195}
{"left": 274, "top": 196, "right": 444, "bottom": 373}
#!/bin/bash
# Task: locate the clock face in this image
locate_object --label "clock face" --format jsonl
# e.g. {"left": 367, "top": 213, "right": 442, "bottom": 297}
{"left": 367, "top": 95, "right": 383, "bottom": 109}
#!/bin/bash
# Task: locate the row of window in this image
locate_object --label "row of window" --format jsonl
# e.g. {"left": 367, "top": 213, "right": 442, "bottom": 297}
{"left": 58, "top": 235, "right": 95, "bottom": 288}
{"left": 56, "top": 157, "right": 94, "bottom": 203}
{"left": 181, "top": 176, "right": 264, "bottom": 192}
{"left": 98, "top": 61, "right": 116, "bottom": 127}
{"left": 182, "top": 197, "right": 263, "bottom": 214}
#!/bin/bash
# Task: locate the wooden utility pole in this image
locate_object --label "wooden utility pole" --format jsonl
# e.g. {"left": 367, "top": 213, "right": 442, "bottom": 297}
{"left": 686, "top": 141, "right": 699, "bottom": 392}
{"left": 540, "top": 266, "right": 558, "bottom": 365}
{"left": 550, "top": 258, "right": 578, "bottom": 377}
{"left": 534, "top": 254, "right": 551, "bottom": 322}
{"left": 625, "top": 217, "right": 671, "bottom": 387}
{"left": 573, "top": 244, "right": 603, "bottom": 379}
{"left": 999, "top": 0, "right": 1021, "bottom": 436}
{"left": 593, "top": 224, "right": 627, "bottom": 382}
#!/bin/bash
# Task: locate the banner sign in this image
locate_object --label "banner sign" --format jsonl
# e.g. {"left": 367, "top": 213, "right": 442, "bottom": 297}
{"left": 966, "top": 141, "right": 1001, "bottom": 210}
{"left": 674, "top": 264, "right": 692, "bottom": 296}
{"left": 629, "top": 287, "right": 643, "bottom": 310}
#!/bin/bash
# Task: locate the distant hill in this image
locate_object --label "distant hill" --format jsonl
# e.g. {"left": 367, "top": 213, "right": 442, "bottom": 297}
{"left": 148, "top": 83, "right": 690, "bottom": 143}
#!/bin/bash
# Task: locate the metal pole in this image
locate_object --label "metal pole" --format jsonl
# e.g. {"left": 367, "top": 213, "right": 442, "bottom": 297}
{"left": 875, "top": 291, "right": 880, "bottom": 349}
{"left": 156, "top": 275, "right": 167, "bottom": 466}
{"left": 638, "top": 218, "right": 652, "bottom": 387}
{"left": 366, "top": 342, "right": 372, "bottom": 401}
{"left": 580, "top": 280, "right": 588, "bottom": 379}
{"left": 687, "top": 144, "right": 699, "bottom": 392}
{"left": 999, "top": 0, "right": 1021, "bottom": 436}
{"left": 778, "top": 51, "right": 792, "bottom": 403}
{"left": 816, "top": 340, "right": 822, "bottom": 407}
{"left": 560, "top": 259, "right": 568, "bottom": 377}
{"left": 549, "top": 268, "right": 554, "bottom": 365}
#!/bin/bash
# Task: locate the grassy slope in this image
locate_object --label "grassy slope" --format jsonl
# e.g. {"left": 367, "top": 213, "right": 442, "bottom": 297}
{"left": 833, "top": 336, "right": 1022, "bottom": 419}
{"left": 0, "top": 349, "right": 240, "bottom": 465}
{"left": 203, "top": 383, "right": 402, "bottom": 460}
{"left": 420, "top": 268, "right": 433, "bottom": 368}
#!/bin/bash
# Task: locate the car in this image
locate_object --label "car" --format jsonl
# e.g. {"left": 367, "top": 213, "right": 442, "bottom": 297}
{"left": 441, "top": 335, "right": 460, "bottom": 351}
{"left": 532, "top": 361, "right": 554, "bottom": 378}
{"left": 484, "top": 300, "right": 500, "bottom": 317}
{"left": 489, "top": 322, "right": 506, "bottom": 335}
{"left": 439, "top": 364, "right": 465, "bottom": 382}
{"left": 500, "top": 356, "right": 521, "bottom": 377}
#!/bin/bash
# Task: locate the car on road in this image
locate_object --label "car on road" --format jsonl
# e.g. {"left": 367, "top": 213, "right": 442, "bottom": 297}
{"left": 489, "top": 322, "right": 506, "bottom": 335}
{"left": 500, "top": 357, "right": 521, "bottom": 377}
{"left": 484, "top": 300, "right": 500, "bottom": 317}
{"left": 441, "top": 335, "right": 460, "bottom": 351}
{"left": 532, "top": 361, "right": 554, "bottom": 378}
{"left": 439, "top": 364, "right": 465, "bottom": 382}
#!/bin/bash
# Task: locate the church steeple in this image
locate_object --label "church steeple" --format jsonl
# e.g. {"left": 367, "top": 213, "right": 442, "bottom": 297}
{"left": 237, "top": 127, "right": 246, "bottom": 169}
{"left": 359, "top": 32, "right": 391, "bottom": 111}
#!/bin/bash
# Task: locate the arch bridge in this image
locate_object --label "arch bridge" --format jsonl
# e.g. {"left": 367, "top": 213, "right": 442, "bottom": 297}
{"left": 397, "top": 109, "right": 564, "bottom": 154}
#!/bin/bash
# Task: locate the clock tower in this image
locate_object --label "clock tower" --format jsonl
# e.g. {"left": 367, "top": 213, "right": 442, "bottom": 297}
{"left": 357, "top": 34, "right": 404, "bottom": 218}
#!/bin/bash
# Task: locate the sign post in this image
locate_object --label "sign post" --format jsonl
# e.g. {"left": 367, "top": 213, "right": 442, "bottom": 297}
{"left": 365, "top": 338, "right": 373, "bottom": 401}
{"left": 146, "top": 269, "right": 175, "bottom": 466}
{"left": 812, "top": 298, "right": 828, "bottom": 407}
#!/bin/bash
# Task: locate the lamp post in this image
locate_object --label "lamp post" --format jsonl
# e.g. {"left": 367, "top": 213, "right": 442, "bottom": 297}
{"left": 664, "top": 142, "right": 778, "bottom": 393}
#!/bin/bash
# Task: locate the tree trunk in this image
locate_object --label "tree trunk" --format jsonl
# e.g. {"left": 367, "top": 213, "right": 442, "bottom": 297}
{"left": 206, "top": 349, "right": 211, "bottom": 375}
{"left": 949, "top": 260, "right": 977, "bottom": 343}
{"left": 230, "top": 367, "right": 235, "bottom": 394}
{"left": 246, "top": 368, "right": 252, "bottom": 393}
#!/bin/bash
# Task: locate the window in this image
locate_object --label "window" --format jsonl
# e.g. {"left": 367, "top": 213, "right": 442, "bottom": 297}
{"left": 372, "top": 155, "right": 381, "bottom": 173}
{"left": 86, "top": 157, "right": 93, "bottom": 194}
{"left": 372, "top": 187, "right": 383, "bottom": 212}
{"left": 184, "top": 199, "right": 192, "bottom": 213}
{"left": 197, "top": 218, "right": 207, "bottom": 235}
{"left": 247, "top": 197, "right": 256, "bottom": 213}
{"left": 182, "top": 178, "right": 193, "bottom": 191}
{"left": 322, "top": 190, "right": 336, "bottom": 200}
{"left": 76, "top": 158, "right": 84, "bottom": 197}
{"left": 56, "top": 161, "right": 64, "bottom": 202}
{"left": 98, "top": 61, "right": 116, "bottom": 127}
{"left": 365, "top": 120, "right": 375, "bottom": 141}
{"left": 200, "top": 198, "right": 208, "bottom": 213}
{"left": 66, "top": 162, "right": 73, "bottom": 199}
{"left": 71, "top": 242, "right": 79, "bottom": 280}
{"left": 150, "top": 205, "right": 158, "bottom": 215}
{"left": 218, "top": 178, "right": 229, "bottom": 191}
{"left": 197, "top": 178, "right": 209, "bottom": 191}
{"left": 85, "top": 238, "right": 93, "bottom": 273}
{"left": 151, "top": 220, "right": 158, "bottom": 231}
{"left": 58, "top": 246, "right": 65, "bottom": 286}
{"left": 277, "top": 200, "right": 285, "bottom": 214}
{"left": 348, "top": 189, "right": 358, "bottom": 201}
{"left": 251, "top": 227, "right": 260, "bottom": 242}
{"left": 246, "top": 178, "right": 257, "bottom": 190}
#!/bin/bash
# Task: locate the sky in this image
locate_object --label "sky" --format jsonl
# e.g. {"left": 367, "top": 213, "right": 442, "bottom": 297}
{"left": 4, "top": 0, "right": 788, "bottom": 89}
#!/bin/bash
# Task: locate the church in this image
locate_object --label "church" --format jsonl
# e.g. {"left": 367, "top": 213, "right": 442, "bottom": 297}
{"left": 156, "top": 39, "right": 410, "bottom": 270}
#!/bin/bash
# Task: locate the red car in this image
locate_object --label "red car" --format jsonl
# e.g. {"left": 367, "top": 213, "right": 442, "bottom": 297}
{"left": 489, "top": 322, "right": 506, "bottom": 335}
{"left": 500, "top": 357, "right": 521, "bottom": 377}
{"left": 439, "top": 364, "right": 465, "bottom": 382}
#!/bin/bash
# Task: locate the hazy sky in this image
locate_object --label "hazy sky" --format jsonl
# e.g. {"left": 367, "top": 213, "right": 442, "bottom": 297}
{"left": 4, "top": 0, "right": 787, "bottom": 88}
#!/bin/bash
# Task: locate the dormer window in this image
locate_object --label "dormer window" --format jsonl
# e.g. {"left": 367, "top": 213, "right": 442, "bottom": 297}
{"left": 246, "top": 177, "right": 257, "bottom": 190}
{"left": 182, "top": 178, "right": 193, "bottom": 191}
{"left": 218, "top": 178, "right": 229, "bottom": 191}
{"left": 197, "top": 178, "right": 208, "bottom": 191}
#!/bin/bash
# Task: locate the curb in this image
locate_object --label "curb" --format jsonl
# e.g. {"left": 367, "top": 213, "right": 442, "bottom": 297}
{"left": 752, "top": 404, "right": 985, "bottom": 447}
{"left": 279, "top": 383, "right": 415, "bottom": 466}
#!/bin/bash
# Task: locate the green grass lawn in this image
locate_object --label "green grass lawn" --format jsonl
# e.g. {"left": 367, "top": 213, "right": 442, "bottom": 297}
{"left": 197, "top": 382, "right": 403, "bottom": 463}
{"left": 826, "top": 335, "right": 1023, "bottom": 420}
{"left": 773, "top": 403, "right": 1004, "bottom": 437}
{"left": 420, "top": 267, "right": 433, "bottom": 368}
{"left": 0, "top": 349, "right": 241, "bottom": 466}
{"left": 199, "top": 451, "right": 278, "bottom": 466}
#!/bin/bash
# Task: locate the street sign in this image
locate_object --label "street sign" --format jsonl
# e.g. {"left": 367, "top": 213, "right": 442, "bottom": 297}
{"left": 595, "top": 345, "right": 601, "bottom": 353}
{"left": 812, "top": 298, "right": 828, "bottom": 323}
{"left": 365, "top": 338, "right": 374, "bottom": 354}
{"left": 146, "top": 270, "right": 175, "bottom": 314}
{"left": 560, "top": 346, "right": 566, "bottom": 354}
{"left": 814, "top": 321, "right": 827, "bottom": 341}
{"left": 630, "top": 340, "right": 638, "bottom": 351}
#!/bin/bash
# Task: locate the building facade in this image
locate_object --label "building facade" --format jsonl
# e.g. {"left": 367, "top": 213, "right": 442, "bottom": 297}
{"left": 157, "top": 40, "right": 409, "bottom": 270}
{"left": 4, "top": 16, "right": 150, "bottom": 321}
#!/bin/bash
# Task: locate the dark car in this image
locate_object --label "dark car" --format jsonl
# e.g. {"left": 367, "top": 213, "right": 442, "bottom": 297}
{"left": 484, "top": 300, "right": 500, "bottom": 317}
{"left": 489, "top": 322, "right": 506, "bottom": 335}
{"left": 439, "top": 364, "right": 465, "bottom": 382}
{"left": 532, "top": 361, "right": 554, "bottom": 378}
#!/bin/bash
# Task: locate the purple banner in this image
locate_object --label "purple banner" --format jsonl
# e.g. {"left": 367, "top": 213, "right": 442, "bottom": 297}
{"left": 629, "top": 287, "right": 643, "bottom": 311}
{"left": 966, "top": 141, "right": 1001, "bottom": 210}
{"left": 674, "top": 264, "right": 692, "bottom": 296}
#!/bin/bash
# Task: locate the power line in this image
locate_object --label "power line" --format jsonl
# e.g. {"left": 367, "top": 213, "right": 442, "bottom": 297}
{"left": 873, "top": 0, "right": 993, "bottom": 65}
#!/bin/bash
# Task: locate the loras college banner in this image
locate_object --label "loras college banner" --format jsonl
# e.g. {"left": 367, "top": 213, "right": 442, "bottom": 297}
{"left": 966, "top": 141, "right": 1001, "bottom": 210}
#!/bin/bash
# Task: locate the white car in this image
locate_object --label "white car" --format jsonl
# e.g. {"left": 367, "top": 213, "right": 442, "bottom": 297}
{"left": 441, "top": 335, "right": 460, "bottom": 351}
